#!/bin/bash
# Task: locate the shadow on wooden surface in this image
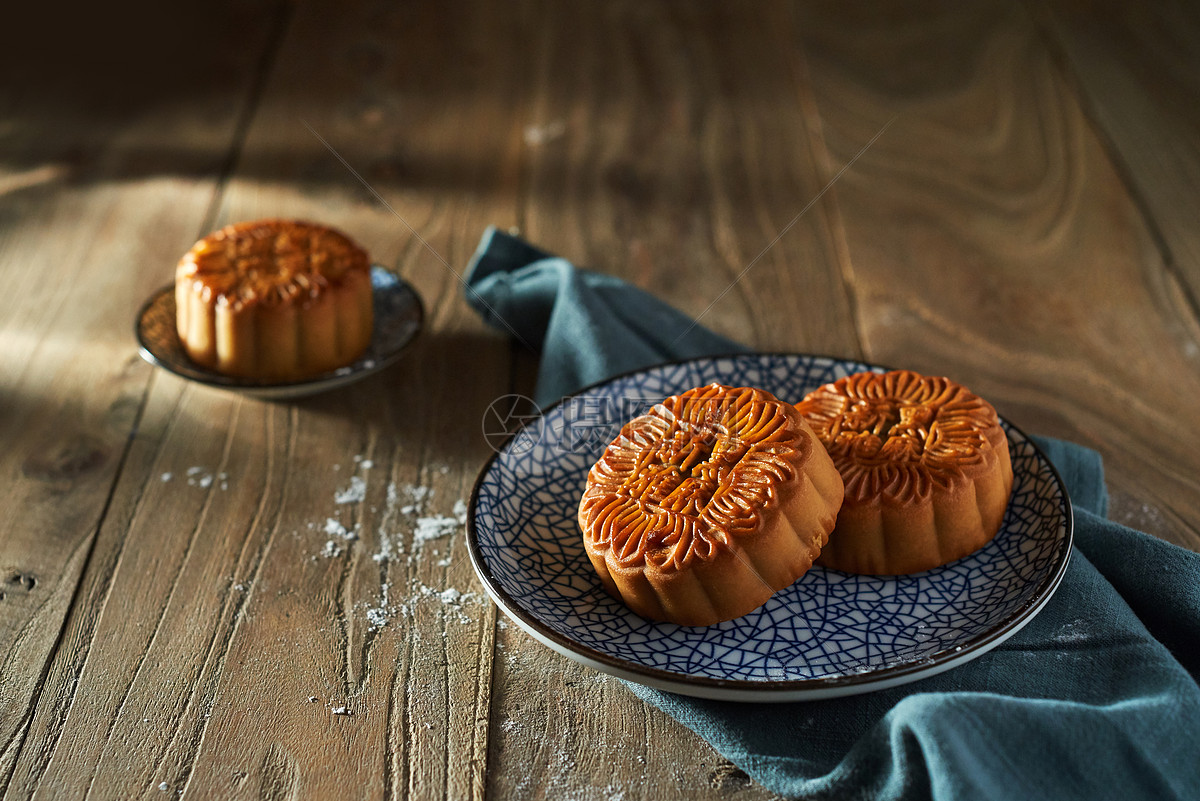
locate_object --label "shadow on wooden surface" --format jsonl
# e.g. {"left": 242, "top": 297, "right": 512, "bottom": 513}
{"left": 2, "top": 1, "right": 1198, "bottom": 800}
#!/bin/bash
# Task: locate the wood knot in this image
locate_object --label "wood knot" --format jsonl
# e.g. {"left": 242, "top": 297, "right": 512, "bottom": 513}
{"left": 708, "top": 760, "right": 752, "bottom": 792}
{"left": 2, "top": 570, "right": 37, "bottom": 601}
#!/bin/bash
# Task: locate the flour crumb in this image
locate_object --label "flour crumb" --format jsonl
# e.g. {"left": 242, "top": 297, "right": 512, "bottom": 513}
{"left": 158, "top": 782, "right": 169, "bottom": 792}
{"left": 366, "top": 606, "right": 390, "bottom": 630}
{"left": 401, "top": 485, "right": 432, "bottom": 507}
{"left": 324, "top": 518, "right": 358, "bottom": 541}
{"left": 414, "top": 515, "right": 458, "bottom": 545}
{"left": 359, "top": 459, "right": 373, "bottom": 470}
{"left": 439, "top": 588, "right": 462, "bottom": 604}
{"left": 308, "top": 696, "right": 319, "bottom": 703}
{"left": 185, "top": 466, "right": 223, "bottom": 489}
{"left": 365, "top": 583, "right": 392, "bottom": 631}
{"left": 331, "top": 706, "right": 352, "bottom": 716}
{"left": 321, "top": 540, "right": 344, "bottom": 558}
{"left": 160, "top": 472, "right": 172, "bottom": 482}
{"left": 335, "top": 476, "right": 367, "bottom": 504}
{"left": 373, "top": 528, "right": 401, "bottom": 562}
{"left": 453, "top": 498, "right": 468, "bottom": 524}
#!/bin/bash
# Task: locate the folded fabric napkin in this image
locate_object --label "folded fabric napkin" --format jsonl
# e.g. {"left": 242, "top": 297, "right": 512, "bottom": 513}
{"left": 465, "top": 227, "right": 1200, "bottom": 801}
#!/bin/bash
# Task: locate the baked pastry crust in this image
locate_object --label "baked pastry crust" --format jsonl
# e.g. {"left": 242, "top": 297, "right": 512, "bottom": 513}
{"left": 175, "top": 219, "right": 374, "bottom": 381}
{"left": 578, "top": 383, "right": 844, "bottom": 626}
{"left": 796, "top": 370, "right": 1013, "bottom": 575}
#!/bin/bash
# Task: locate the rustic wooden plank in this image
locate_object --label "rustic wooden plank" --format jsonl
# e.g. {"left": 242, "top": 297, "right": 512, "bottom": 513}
{"left": 0, "top": 2, "right": 286, "bottom": 795}
{"left": 1030, "top": 0, "right": 1200, "bottom": 543}
{"left": 8, "top": 0, "right": 524, "bottom": 799}
{"left": 519, "top": 0, "right": 860, "bottom": 356}
{"left": 791, "top": 1, "right": 1200, "bottom": 550}
{"left": 1034, "top": 0, "right": 1200, "bottom": 302}
{"left": 487, "top": 2, "right": 857, "bottom": 799}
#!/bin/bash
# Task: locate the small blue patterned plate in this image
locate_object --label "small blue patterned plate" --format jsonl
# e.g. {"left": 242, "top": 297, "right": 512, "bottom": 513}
{"left": 136, "top": 266, "right": 423, "bottom": 399}
{"left": 468, "top": 354, "right": 1073, "bottom": 701}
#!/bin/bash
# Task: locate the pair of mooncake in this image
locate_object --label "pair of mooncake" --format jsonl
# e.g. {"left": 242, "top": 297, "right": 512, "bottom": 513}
{"left": 577, "top": 372, "right": 1014, "bottom": 626}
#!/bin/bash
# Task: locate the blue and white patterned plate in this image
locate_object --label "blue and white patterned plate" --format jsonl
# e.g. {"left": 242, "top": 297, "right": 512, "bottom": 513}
{"left": 136, "top": 266, "right": 423, "bottom": 399}
{"left": 468, "top": 354, "right": 1073, "bottom": 701}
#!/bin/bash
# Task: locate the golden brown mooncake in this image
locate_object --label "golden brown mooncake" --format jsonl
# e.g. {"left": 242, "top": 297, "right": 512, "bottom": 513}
{"left": 578, "top": 383, "right": 845, "bottom": 627}
{"left": 175, "top": 219, "right": 374, "bottom": 381}
{"left": 796, "top": 370, "right": 1013, "bottom": 575}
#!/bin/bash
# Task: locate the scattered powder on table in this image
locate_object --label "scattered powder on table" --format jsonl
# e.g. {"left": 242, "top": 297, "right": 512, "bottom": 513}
{"left": 390, "top": 582, "right": 483, "bottom": 624}
{"left": 366, "top": 606, "right": 390, "bottom": 631}
{"left": 452, "top": 498, "right": 468, "bottom": 524}
{"left": 186, "top": 467, "right": 213, "bottom": 489}
{"left": 395, "top": 484, "right": 433, "bottom": 517}
{"left": 373, "top": 528, "right": 402, "bottom": 562}
{"left": 601, "top": 785, "right": 629, "bottom": 801}
{"left": 413, "top": 515, "right": 459, "bottom": 546}
{"left": 184, "top": 467, "right": 229, "bottom": 490}
{"left": 365, "top": 582, "right": 391, "bottom": 631}
{"left": 320, "top": 540, "right": 344, "bottom": 558}
{"left": 324, "top": 518, "right": 358, "bottom": 541}
{"left": 335, "top": 476, "right": 367, "bottom": 504}
{"left": 331, "top": 706, "right": 352, "bottom": 716}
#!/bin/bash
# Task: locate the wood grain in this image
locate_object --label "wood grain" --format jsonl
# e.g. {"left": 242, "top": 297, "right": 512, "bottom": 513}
{"left": 8, "top": 0, "right": 521, "bottom": 798}
{"left": 0, "top": 2, "right": 286, "bottom": 795}
{"left": 792, "top": 0, "right": 1200, "bottom": 550}
{"left": 3, "top": 1, "right": 1199, "bottom": 799}
{"left": 520, "top": 0, "right": 859, "bottom": 356}
{"left": 1032, "top": 0, "right": 1200, "bottom": 542}
{"left": 1036, "top": 0, "right": 1200, "bottom": 304}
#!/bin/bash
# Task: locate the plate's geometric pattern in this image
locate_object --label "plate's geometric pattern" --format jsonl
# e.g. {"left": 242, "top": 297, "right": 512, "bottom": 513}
{"left": 472, "top": 355, "right": 1071, "bottom": 686}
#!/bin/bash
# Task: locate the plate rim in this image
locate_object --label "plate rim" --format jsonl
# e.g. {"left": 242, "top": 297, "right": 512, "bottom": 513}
{"left": 134, "top": 265, "right": 424, "bottom": 397}
{"left": 467, "top": 352, "right": 1075, "bottom": 700}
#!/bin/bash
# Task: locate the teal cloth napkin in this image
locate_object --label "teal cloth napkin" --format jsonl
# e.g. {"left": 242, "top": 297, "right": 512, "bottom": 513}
{"left": 465, "top": 227, "right": 1200, "bottom": 801}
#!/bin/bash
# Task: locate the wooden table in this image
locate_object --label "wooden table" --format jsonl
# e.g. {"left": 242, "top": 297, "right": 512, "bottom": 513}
{"left": 3, "top": 1, "right": 1198, "bottom": 798}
